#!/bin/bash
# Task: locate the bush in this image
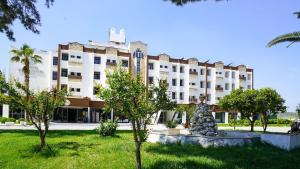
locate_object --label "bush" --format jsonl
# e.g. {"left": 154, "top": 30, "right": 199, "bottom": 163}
{"left": 96, "top": 120, "right": 118, "bottom": 136}
{"left": 7, "top": 118, "right": 16, "bottom": 122}
{"left": 18, "top": 118, "right": 25, "bottom": 121}
{"left": 166, "top": 121, "right": 177, "bottom": 128}
{"left": 0, "top": 117, "right": 8, "bottom": 123}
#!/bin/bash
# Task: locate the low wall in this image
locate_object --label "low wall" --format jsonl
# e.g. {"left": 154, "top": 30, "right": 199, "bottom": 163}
{"left": 261, "top": 133, "right": 300, "bottom": 151}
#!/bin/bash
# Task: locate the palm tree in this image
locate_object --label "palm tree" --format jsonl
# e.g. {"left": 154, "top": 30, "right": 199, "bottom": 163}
{"left": 268, "top": 12, "right": 300, "bottom": 48}
{"left": 10, "top": 44, "right": 42, "bottom": 103}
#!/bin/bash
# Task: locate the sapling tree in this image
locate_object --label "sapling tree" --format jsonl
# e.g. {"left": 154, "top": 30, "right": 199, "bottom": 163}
{"left": 256, "top": 88, "right": 286, "bottom": 132}
{"left": 0, "top": 74, "right": 67, "bottom": 148}
{"left": 175, "top": 104, "right": 196, "bottom": 128}
{"left": 97, "top": 66, "right": 174, "bottom": 169}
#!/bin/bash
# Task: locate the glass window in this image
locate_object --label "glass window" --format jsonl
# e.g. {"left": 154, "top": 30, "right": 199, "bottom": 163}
{"left": 149, "top": 77, "right": 154, "bottom": 84}
{"left": 172, "top": 79, "right": 177, "bottom": 86}
{"left": 94, "top": 72, "right": 100, "bottom": 80}
{"left": 62, "top": 53, "right": 69, "bottom": 61}
{"left": 207, "top": 94, "right": 211, "bottom": 101}
{"left": 232, "top": 72, "right": 236, "bottom": 78}
{"left": 225, "top": 71, "right": 229, "bottom": 78}
{"left": 164, "top": 65, "right": 168, "bottom": 68}
{"left": 200, "top": 81, "right": 204, "bottom": 88}
{"left": 122, "top": 60, "right": 128, "bottom": 67}
{"left": 180, "top": 66, "right": 185, "bottom": 73}
{"left": 76, "top": 88, "right": 81, "bottom": 92}
{"left": 180, "top": 79, "right": 184, "bottom": 86}
{"left": 215, "top": 112, "right": 225, "bottom": 123}
{"left": 172, "top": 65, "right": 177, "bottom": 72}
{"left": 149, "top": 63, "right": 154, "bottom": 70}
{"left": 247, "top": 74, "right": 251, "bottom": 80}
{"left": 94, "top": 57, "right": 101, "bottom": 64}
{"left": 207, "top": 81, "right": 211, "bottom": 89}
{"left": 200, "top": 69, "right": 205, "bottom": 75}
{"left": 70, "top": 55, "right": 75, "bottom": 58}
{"left": 70, "top": 72, "right": 75, "bottom": 76}
{"left": 248, "top": 85, "right": 252, "bottom": 89}
{"left": 225, "top": 83, "right": 229, "bottom": 90}
{"left": 93, "top": 87, "right": 99, "bottom": 95}
{"left": 180, "top": 92, "right": 184, "bottom": 100}
{"left": 207, "top": 69, "right": 211, "bottom": 76}
{"left": 77, "top": 72, "right": 81, "bottom": 76}
{"left": 52, "top": 71, "right": 57, "bottom": 80}
{"left": 70, "top": 88, "right": 75, "bottom": 92}
{"left": 77, "top": 56, "right": 81, "bottom": 59}
{"left": 53, "top": 57, "right": 58, "bottom": 65}
{"left": 172, "top": 92, "right": 176, "bottom": 99}
{"left": 160, "top": 65, "right": 163, "bottom": 68}
{"left": 61, "top": 69, "right": 68, "bottom": 77}
{"left": 232, "top": 83, "right": 236, "bottom": 90}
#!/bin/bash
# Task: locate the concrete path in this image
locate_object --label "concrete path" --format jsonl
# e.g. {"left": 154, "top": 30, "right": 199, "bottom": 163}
{"left": 0, "top": 123, "right": 290, "bottom": 133}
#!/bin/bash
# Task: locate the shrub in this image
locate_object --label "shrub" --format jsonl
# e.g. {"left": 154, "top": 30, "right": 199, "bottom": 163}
{"left": 96, "top": 120, "right": 118, "bottom": 136}
{"left": 7, "top": 118, "right": 16, "bottom": 122}
{"left": 18, "top": 118, "right": 25, "bottom": 121}
{"left": 0, "top": 117, "right": 8, "bottom": 123}
{"left": 166, "top": 121, "right": 177, "bottom": 128}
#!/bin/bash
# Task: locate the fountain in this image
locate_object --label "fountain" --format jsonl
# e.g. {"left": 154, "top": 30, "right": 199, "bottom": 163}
{"left": 147, "top": 95, "right": 260, "bottom": 147}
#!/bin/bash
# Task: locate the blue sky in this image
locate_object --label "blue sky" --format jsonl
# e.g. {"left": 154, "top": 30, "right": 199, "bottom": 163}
{"left": 0, "top": 0, "right": 299, "bottom": 111}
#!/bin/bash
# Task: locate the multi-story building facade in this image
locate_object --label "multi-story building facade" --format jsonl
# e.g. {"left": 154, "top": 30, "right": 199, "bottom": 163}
{"left": 6, "top": 28, "right": 253, "bottom": 124}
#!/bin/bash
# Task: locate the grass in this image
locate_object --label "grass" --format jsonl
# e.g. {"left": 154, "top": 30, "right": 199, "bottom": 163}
{"left": 218, "top": 123, "right": 290, "bottom": 127}
{"left": 0, "top": 130, "right": 300, "bottom": 169}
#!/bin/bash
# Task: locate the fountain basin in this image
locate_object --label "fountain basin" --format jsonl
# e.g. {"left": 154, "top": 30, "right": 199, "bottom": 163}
{"left": 147, "top": 130, "right": 260, "bottom": 147}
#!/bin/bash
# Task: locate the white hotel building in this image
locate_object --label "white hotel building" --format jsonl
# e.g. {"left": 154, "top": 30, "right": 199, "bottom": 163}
{"left": 4, "top": 28, "right": 253, "bottom": 124}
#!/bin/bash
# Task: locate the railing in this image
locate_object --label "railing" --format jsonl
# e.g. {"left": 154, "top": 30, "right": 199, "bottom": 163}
{"left": 106, "top": 62, "right": 117, "bottom": 66}
{"left": 189, "top": 71, "right": 198, "bottom": 75}
{"left": 239, "top": 75, "right": 247, "bottom": 81}
{"left": 215, "top": 86, "right": 224, "bottom": 91}
{"left": 68, "top": 75, "right": 82, "bottom": 80}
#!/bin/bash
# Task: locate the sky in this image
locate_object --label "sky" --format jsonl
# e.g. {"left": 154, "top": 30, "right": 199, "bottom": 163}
{"left": 0, "top": 0, "right": 299, "bottom": 111}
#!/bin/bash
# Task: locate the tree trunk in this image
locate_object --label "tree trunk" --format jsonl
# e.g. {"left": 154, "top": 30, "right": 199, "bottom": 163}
{"left": 135, "top": 141, "right": 142, "bottom": 169}
{"left": 40, "top": 134, "right": 46, "bottom": 148}
{"left": 250, "top": 121, "right": 254, "bottom": 132}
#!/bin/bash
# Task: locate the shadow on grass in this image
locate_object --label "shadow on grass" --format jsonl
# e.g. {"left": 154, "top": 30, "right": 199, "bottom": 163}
{"left": 145, "top": 142, "right": 300, "bottom": 169}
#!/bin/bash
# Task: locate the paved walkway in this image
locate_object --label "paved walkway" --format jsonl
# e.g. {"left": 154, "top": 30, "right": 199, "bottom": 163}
{"left": 0, "top": 123, "right": 290, "bottom": 133}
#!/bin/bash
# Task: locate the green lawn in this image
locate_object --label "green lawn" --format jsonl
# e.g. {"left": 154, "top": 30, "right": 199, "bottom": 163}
{"left": 0, "top": 130, "right": 300, "bottom": 169}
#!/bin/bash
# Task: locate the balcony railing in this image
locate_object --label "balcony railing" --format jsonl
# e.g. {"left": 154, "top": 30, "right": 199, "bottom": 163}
{"left": 239, "top": 75, "right": 247, "bottom": 81}
{"left": 215, "top": 86, "right": 224, "bottom": 91}
{"left": 106, "top": 62, "right": 117, "bottom": 67}
{"left": 68, "top": 75, "right": 82, "bottom": 80}
{"left": 189, "top": 98, "right": 198, "bottom": 104}
{"left": 189, "top": 71, "right": 198, "bottom": 75}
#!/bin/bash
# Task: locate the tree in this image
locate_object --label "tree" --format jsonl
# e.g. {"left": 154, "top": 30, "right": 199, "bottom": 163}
{"left": 0, "top": 0, "right": 54, "bottom": 41}
{"left": 97, "top": 66, "right": 175, "bottom": 169}
{"left": 268, "top": 12, "right": 300, "bottom": 48}
{"left": 256, "top": 88, "right": 286, "bottom": 132}
{"left": 296, "top": 104, "right": 300, "bottom": 117}
{"left": 219, "top": 89, "right": 259, "bottom": 132}
{"left": 10, "top": 44, "right": 42, "bottom": 109}
{"left": 0, "top": 74, "right": 67, "bottom": 149}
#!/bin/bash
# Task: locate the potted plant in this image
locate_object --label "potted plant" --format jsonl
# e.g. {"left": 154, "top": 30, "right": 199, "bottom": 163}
{"left": 166, "top": 120, "right": 180, "bottom": 135}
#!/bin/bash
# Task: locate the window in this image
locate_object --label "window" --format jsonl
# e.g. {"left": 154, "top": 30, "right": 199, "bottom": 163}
{"left": 107, "top": 59, "right": 111, "bottom": 63}
{"left": 62, "top": 53, "right": 69, "bottom": 61}
{"left": 225, "top": 83, "right": 229, "bottom": 90}
{"left": 93, "top": 87, "right": 99, "bottom": 95}
{"left": 76, "top": 88, "right": 81, "bottom": 92}
{"left": 70, "top": 88, "right": 75, "bottom": 92}
{"left": 180, "top": 66, "right": 184, "bottom": 73}
{"left": 160, "top": 65, "right": 163, "bottom": 68}
{"left": 180, "top": 92, "right": 184, "bottom": 100}
{"left": 225, "top": 71, "right": 229, "bottom": 78}
{"left": 190, "top": 82, "right": 196, "bottom": 86}
{"left": 77, "top": 56, "right": 81, "bottom": 59}
{"left": 172, "top": 92, "right": 176, "bottom": 99}
{"left": 200, "top": 81, "right": 204, "bottom": 88}
{"left": 164, "top": 65, "right": 168, "bottom": 69}
{"left": 247, "top": 85, "right": 252, "bottom": 89}
{"left": 94, "top": 57, "right": 101, "bottom": 64}
{"left": 207, "top": 81, "right": 211, "bottom": 89}
{"left": 94, "top": 72, "right": 100, "bottom": 80}
{"left": 180, "top": 79, "right": 184, "bottom": 86}
{"left": 53, "top": 57, "right": 58, "bottom": 65}
{"left": 52, "top": 71, "right": 57, "bottom": 80}
{"left": 200, "top": 69, "right": 205, "bottom": 75}
{"left": 172, "top": 79, "right": 177, "bottom": 86}
{"left": 122, "top": 60, "right": 128, "bottom": 67}
{"left": 77, "top": 72, "right": 81, "bottom": 77}
{"left": 232, "top": 83, "right": 236, "bottom": 90}
{"left": 61, "top": 69, "right": 68, "bottom": 77}
{"left": 207, "top": 94, "right": 211, "bottom": 101}
{"left": 247, "top": 74, "right": 251, "bottom": 80}
{"left": 149, "top": 63, "right": 154, "bottom": 70}
{"left": 207, "top": 69, "right": 211, "bottom": 76}
{"left": 70, "top": 72, "right": 75, "bottom": 76}
{"left": 70, "top": 55, "right": 75, "bottom": 58}
{"left": 112, "top": 60, "right": 116, "bottom": 63}
{"left": 148, "top": 77, "right": 154, "bottom": 84}
{"left": 172, "top": 65, "right": 177, "bottom": 72}
{"left": 232, "top": 72, "right": 236, "bottom": 78}
{"left": 61, "top": 84, "right": 67, "bottom": 90}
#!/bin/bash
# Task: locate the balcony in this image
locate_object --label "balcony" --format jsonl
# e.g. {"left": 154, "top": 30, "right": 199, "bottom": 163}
{"left": 189, "top": 98, "right": 198, "bottom": 104}
{"left": 106, "top": 62, "right": 117, "bottom": 67}
{"left": 189, "top": 71, "right": 198, "bottom": 76}
{"left": 239, "top": 75, "right": 247, "bottom": 81}
{"left": 68, "top": 75, "right": 82, "bottom": 80}
{"left": 215, "top": 86, "right": 224, "bottom": 91}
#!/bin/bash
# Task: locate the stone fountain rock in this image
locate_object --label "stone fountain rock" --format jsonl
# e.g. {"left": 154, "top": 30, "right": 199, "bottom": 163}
{"left": 190, "top": 96, "right": 218, "bottom": 136}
